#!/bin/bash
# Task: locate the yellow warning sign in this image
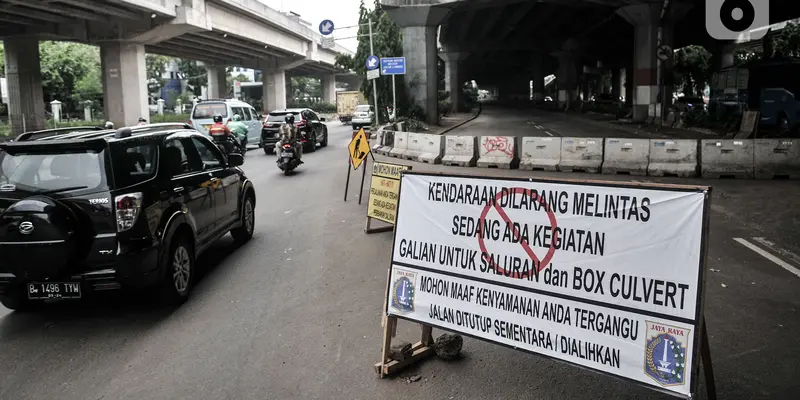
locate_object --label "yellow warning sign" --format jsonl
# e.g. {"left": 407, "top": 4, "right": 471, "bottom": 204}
{"left": 367, "top": 162, "right": 411, "bottom": 224}
{"left": 348, "top": 128, "right": 371, "bottom": 170}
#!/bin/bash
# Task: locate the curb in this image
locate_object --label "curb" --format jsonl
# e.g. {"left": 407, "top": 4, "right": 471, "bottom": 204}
{"left": 437, "top": 105, "right": 483, "bottom": 136}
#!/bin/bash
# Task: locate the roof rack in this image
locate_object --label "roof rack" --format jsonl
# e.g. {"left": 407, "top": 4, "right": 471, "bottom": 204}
{"left": 36, "top": 123, "right": 193, "bottom": 142}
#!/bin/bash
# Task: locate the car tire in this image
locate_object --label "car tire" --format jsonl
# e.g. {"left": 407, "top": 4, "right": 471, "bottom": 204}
{"left": 321, "top": 127, "right": 328, "bottom": 147}
{"left": 159, "top": 233, "right": 195, "bottom": 305}
{"left": 231, "top": 194, "right": 255, "bottom": 244}
{"left": 307, "top": 133, "right": 317, "bottom": 153}
{"left": 0, "top": 291, "right": 34, "bottom": 312}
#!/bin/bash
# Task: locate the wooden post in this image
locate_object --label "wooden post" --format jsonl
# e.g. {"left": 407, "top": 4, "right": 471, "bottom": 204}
{"left": 344, "top": 157, "right": 352, "bottom": 201}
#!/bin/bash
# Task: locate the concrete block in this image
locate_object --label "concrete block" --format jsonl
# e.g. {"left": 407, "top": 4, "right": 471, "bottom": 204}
{"left": 417, "top": 134, "right": 445, "bottom": 164}
{"left": 519, "top": 137, "right": 561, "bottom": 171}
{"left": 388, "top": 131, "right": 408, "bottom": 158}
{"left": 754, "top": 139, "right": 800, "bottom": 179}
{"left": 376, "top": 130, "right": 395, "bottom": 155}
{"left": 477, "top": 136, "right": 518, "bottom": 169}
{"left": 700, "top": 139, "right": 754, "bottom": 179}
{"left": 559, "top": 137, "right": 603, "bottom": 173}
{"left": 648, "top": 139, "right": 698, "bottom": 178}
{"left": 372, "top": 128, "right": 385, "bottom": 153}
{"left": 442, "top": 136, "right": 477, "bottom": 167}
{"left": 602, "top": 138, "right": 650, "bottom": 176}
{"left": 402, "top": 133, "right": 425, "bottom": 160}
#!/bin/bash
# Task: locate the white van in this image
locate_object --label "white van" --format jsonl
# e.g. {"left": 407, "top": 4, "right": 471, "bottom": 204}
{"left": 189, "top": 99, "right": 262, "bottom": 147}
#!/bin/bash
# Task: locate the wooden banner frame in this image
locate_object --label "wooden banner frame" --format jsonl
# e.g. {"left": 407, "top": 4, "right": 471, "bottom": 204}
{"left": 373, "top": 170, "right": 718, "bottom": 400}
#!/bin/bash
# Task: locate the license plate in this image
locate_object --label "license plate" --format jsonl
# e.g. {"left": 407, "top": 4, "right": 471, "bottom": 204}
{"left": 281, "top": 151, "right": 294, "bottom": 157}
{"left": 28, "top": 282, "right": 81, "bottom": 300}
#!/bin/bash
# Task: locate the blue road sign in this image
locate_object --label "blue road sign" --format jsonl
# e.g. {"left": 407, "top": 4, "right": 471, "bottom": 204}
{"left": 366, "top": 55, "right": 380, "bottom": 70}
{"left": 319, "top": 19, "right": 334, "bottom": 36}
{"left": 380, "top": 57, "right": 406, "bottom": 75}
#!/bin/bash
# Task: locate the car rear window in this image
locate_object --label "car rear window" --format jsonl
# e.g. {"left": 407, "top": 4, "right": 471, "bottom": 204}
{"left": 193, "top": 103, "right": 228, "bottom": 119}
{"left": 0, "top": 149, "right": 108, "bottom": 194}
{"left": 356, "top": 105, "right": 371, "bottom": 112}
{"left": 110, "top": 142, "right": 158, "bottom": 188}
{"left": 267, "top": 112, "right": 300, "bottom": 123}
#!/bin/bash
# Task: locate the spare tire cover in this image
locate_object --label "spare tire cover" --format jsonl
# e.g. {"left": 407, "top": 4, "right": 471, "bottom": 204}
{"left": 0, "top": 195, "right": 78, "bottom": 280}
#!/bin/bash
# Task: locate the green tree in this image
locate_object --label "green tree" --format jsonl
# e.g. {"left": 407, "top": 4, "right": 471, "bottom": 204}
{"left": 146, "top": 54, "right": 172, "bottom": 94}
{"left": 290, "top": 76, "right": 321, "bottom": 101}
{"left": 176, "top": 59, "right": 207, "bottom": 96}
{"left": 673, "top": 45, "right": 712, "bottom": 96}
{"left": 39, "top": 41, "right": 101, "bottom": 115}
{"left": 0, "top": 44, "right": 5, "bottom": 77}
{"left": 771, "top": 22, "right": 800, "bottom": 58}
{"left": 227, "top": 73, "right": 251, "bottom": 86}
{"left": 335, "top": 54, "right": 354, "bottom": 70}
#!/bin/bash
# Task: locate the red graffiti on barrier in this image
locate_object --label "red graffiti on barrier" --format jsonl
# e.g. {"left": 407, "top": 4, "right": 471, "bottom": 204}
{"left": 482, "top": 136, "right": 514, "bottom": 157}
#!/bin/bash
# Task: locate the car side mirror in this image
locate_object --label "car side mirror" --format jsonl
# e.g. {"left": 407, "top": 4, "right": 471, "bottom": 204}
{"left": 320, "top": 117, "right": 326, "bottom": 122}
{"left": 228, "top": 153, "right": 244, "bottom": 167}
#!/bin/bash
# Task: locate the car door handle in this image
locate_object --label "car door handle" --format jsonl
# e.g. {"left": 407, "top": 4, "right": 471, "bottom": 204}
{"left": 174, "top": 187, "right": 184, "bottom": 193}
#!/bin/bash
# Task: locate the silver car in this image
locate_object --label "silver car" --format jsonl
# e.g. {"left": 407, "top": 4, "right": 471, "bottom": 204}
{"left": 351, "top": 105, "right": 374, "bottom": 131}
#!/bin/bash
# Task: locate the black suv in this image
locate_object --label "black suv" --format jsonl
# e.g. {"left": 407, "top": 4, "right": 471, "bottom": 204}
{"left": 0, "top": 124, "right": 256, "bottom": 311}
{"left": 260, "top": 108, "right": 329, "bottom": 154}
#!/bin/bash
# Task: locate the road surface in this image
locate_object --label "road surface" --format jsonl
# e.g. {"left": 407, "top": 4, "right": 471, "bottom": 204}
{"left": 1, "top": 122, "right": 798, "bottom": 400}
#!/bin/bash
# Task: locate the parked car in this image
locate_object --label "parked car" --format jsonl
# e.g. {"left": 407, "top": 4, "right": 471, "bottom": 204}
{"left": 351, "top": 105, "right": 375, "bottom": 131}
{"left": 0, "top": 124, "right": 256, "bottom": 311}
{"left": 260, "top": 108, "right": 328, "bottom": 154}
{"left": 189, "top": 98, "right": 262, "bottom": 147}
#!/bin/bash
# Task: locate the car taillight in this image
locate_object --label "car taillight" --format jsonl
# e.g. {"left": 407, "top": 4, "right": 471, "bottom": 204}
{"left": 115, "top": 192, "right": 143, "bottom": 232}
{"left": 283, "top": 144, "right": 292, "bottom": 148}
{"left": 297, "top": 120, "right": 306, "bottom": 128}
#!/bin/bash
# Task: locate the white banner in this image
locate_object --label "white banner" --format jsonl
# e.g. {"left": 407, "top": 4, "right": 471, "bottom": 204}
{"left": 387, "top": 173, "right": 709, "bottom": 398}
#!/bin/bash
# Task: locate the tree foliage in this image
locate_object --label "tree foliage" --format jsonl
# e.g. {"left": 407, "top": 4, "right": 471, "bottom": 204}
{"left": 176, "top": 59, "right": 208, "bottom": 96}
{"left": 673, "top": 45, "right": 712, "bottom": 96}
{"left": 39, "top": 42, "right": 102, "bottom": 114}
{"left": 146, "top": 54, "right": 172, "bottom": 93}
{"left": 770, "top": 22, "right": 800, "bottom": 58}
{"left": 335, "top": 54, "right": 354, "bottom": 70}
{"left": 290, "top": 76, "right": 321, "bottom": 101}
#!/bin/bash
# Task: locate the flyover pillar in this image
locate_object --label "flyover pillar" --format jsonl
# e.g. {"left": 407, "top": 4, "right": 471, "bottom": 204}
{"left": 617, "top": 3, "right": 691, "bottom": 122}
{"left": 322, "top": 74, "right": 337, "bottom": 104}
{"left": 206, "top": 66, "right": 228, "bottom": 99}
{"left": 3, "top": 38, "right": 45, "bottom": 134}
{"left": 262, "top": 68, "right": 287, "bottom": 113}
{"left": 384, "top": 4, "right": 449, "bottom": 124}
{"left": 100, "top": 42, "right": 148, "bottom": 127}
{"left": 611, "top": 68, "right": 621, "bottom": 100}
{"left": 441, "top": 52, "right": 468, "bottom": 111}
{"left": 531, "top": 54, "right": 545, "bottom": 102}
{"left": 553, "top": 39, "right": 579, "bottom": 110}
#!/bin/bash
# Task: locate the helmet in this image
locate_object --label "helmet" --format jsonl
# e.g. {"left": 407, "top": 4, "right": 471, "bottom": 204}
{"left": 138, "top": 117, "right": 147, "bottom": 123}
{"left": 232, "top": 114, "right": 242, "bottom": 122}
{"left": 284, "top": 114, "right": 295, "bottom": 124}
{"left": 104, "top": 121, "right": 114, "bottom": 129}
{"left": 213, "top": 113, "right": 223, "bottom": 123}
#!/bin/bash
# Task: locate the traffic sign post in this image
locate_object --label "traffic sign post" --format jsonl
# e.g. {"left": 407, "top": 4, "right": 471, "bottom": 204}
{"left": 319, "top": 19, "right": 334, "bottom": 35}
{"left": 380, "top": 57, "right": 406, "bottom": 123}
{"left": 344, "top": 128, "right": 374, "bottom": 204}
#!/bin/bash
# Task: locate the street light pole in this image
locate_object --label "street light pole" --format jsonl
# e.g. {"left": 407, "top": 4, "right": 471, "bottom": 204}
{"left": 368, "top": 18, "right": 380, "bottom": 126}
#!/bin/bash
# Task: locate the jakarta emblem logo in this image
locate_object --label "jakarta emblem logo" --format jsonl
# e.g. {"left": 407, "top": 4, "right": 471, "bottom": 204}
{"left": 390, "top": 270, "right": 416, "bottom": 313}
{"left": 644, "top": 321, "right": 691, "bottom": 387}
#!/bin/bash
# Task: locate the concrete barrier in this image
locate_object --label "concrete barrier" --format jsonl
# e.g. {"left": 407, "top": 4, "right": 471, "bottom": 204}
{"left": 372, "top": 128, "right": 385, "bottom": 153}
{"left": 442, "top": 136, "right": 478, "bottom": 167}
{"left": 388, "top": 131, "right": 408, "bottom": 158}
{"left": 402, "top": 133, "right": 425, "bottom": 160}
{"left": 700, "top": 139, "right": 754, "bottom": 179}
{"left": 477, "top": 136, "right": 518, "bottom": 169}
{"left": 601, "top": 138, "right": 650, "bottom": 176}
{"left": 417, "top": 134, "right": 445, "bottom": 164}
{"left": 559, "top": 137, "right": 603, "bottom": 173}
{"left": 648, "top": 139, "right": 698, "bottom": 177}
{"left": 519, "top": 137, "right": 561, "bottom": 171}
{"left": 376, "top": 130, "right": 395, "bottom": 155}
{"left": 754, "top": 139, "right": 800, "bottom": 179}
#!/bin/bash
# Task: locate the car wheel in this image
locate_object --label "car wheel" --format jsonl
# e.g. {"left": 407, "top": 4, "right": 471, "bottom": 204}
{"left": 0, "top": 291, "right": 34, "bottom": 312}
{"left": 159, "top": 233, "right": 194, "bottom": 305}
{"left": 321, "top": 127, "right": 328, "bottom": 147}
{"left": 307, "top": 133, "right": 317, "bottom": 152}
{"left": 231, "top": 194, "right": 255, "bottom": 243}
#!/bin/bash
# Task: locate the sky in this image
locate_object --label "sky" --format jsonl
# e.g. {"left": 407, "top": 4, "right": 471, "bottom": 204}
{"left": 256, "top": 0, "right": 366, "bottom": 52}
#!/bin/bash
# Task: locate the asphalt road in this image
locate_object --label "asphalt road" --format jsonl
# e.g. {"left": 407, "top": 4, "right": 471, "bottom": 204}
{"left": 1, "top": 121, "right": 798, "bottom": 400}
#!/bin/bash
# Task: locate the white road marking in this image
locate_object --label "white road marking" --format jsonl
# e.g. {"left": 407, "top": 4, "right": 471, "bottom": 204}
{"left": 535, "top": 125, "right": 544, "bottom": 129}
{"left": 733, "top": 238, "right": 800, "bottom": 278}
{"left": 544, "top": 131, "right": 554, "bottom": 136}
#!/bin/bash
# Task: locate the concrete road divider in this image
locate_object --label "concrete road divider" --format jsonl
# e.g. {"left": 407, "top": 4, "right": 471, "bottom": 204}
{"left": 701, "top": 139, "right": 754, "bottom": 179}
{"left": 519, "top": 137, "right": 561, "bottom": 171}
{"left": 559, "top": 137, "right": 603, "bottom": 173}
{"left": 648, "top": 139, "right": 698, "bottom": 177}
{"left": 442, "top": 136, "right": 478, "bottom": 167}
{"left": 602, "top": 138, "right": 650, "bottom": 176}
{"left": 372, "top": 128, "right": 385, "bottom": 153}
{"left": 388, "top": 131, "right": 408, "bottom": 158}
{"left": 477, "top": 136, "right": 518, "bottom": 169}
{"left": 417, "top": 134, "right": 445, "bottom": 164}
{"left": 402, "top": 133, "right": 425, "bottom": 160}
{"left": 754, "top": 139, "right": 800, "bottom": 179}
{"left": 376, "top": 130, "right": 395, "bottom": 155}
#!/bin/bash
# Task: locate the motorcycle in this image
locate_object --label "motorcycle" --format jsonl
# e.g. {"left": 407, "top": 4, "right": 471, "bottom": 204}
{"left": 277, "top": 142, "right": 302, "bottom": 175}
{"left": 211, "top": 134, "right": 245, "bottom": 160}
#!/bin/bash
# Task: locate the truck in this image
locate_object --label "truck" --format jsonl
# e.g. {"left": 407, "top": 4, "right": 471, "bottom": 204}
{"left": 336, "top": 91, "right": 367, "bottom": 124}
{"left": 710, "top": 58, "right": 800, "bottom": 135}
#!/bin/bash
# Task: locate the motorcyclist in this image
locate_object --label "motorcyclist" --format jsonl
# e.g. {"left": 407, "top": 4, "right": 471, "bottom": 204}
{"left": 226, "top": 114, "right": 249, "bottom": 151}
{"left": 208, "top": 113, "right": 239, "bottom": 153}
{"left": 137, "top": 117, "right": 147, "bottom": 126}
{"left": 275, "top": 113, "right": 302, "bottom": 163}
{"left": 104, "top": 121, "right": 114, "bottom": 129}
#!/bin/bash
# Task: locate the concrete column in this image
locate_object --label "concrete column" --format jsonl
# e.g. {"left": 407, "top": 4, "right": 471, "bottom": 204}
{"left": 403, "top": 26, "right": 438, "bottom": 123}
{"left": 624, "top": 67, "right": 633, "bottom": 106}
{"left": 322, "top": 74, "right": 336, "bottom": 104}
{"left": 101, "top": 42, "right": 148, "bottom": 127}
{"left": 554, "top": 53, "right": 577, "bottom": 108}
{"left": 441, "top": 52, "right": 467, "bottom": 111}
{"left": 262, "top": 68, "right": 286, "bottom": 113}
{"left": 611, "top": 68, "right": 622, "bottom": 100}
{"left": 3, "top": 38, "right": 45, "bottom": 134}
{"left": 616, "top": 3, "right": 690, "bottom": 122}
{"left": 206, "top": 66, "right": 227, "bottom": 99}
{"left": 531, "top": 54, "right": 545, "bottom": 101}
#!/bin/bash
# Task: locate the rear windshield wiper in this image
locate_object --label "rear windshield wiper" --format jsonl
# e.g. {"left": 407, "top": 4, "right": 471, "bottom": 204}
{"left": 37, "top": 186, "right": 89, "bottom": 195}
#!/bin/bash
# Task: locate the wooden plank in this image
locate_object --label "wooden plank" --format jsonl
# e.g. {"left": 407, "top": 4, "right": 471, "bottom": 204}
{"left": 374, "top": 341, "right": 435, "bottom": 376}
